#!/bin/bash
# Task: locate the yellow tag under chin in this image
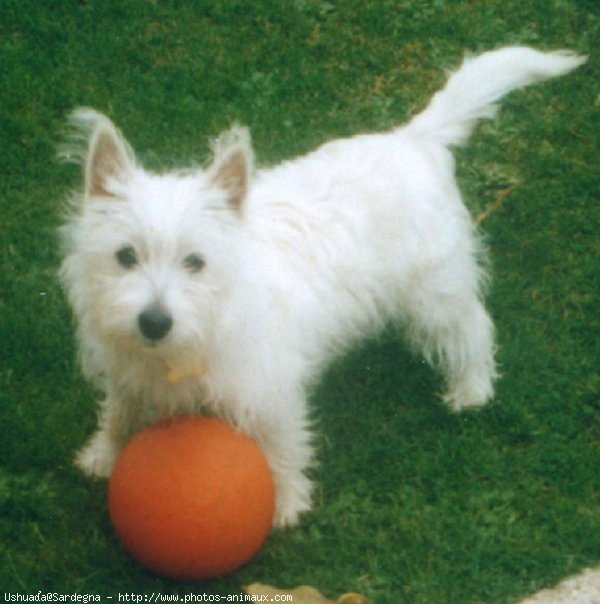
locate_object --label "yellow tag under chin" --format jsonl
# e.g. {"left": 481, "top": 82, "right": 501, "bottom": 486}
{"left": 167, "top": 362, "right": 207, "bottom": 384}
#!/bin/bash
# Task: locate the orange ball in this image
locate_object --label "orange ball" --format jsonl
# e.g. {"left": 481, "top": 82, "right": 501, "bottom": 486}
{"left": 108, "top": 415, "right": 275, "bottom": 580}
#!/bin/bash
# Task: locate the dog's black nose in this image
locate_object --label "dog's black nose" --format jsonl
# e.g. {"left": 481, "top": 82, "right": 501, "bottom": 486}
{"left": 138, "top": 306, "right": 173, "bottom": 341}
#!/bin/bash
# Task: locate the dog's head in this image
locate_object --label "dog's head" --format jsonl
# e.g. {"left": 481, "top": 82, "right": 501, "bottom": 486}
{"left": 59, "top": 109, "right": 254, "bottom": 375}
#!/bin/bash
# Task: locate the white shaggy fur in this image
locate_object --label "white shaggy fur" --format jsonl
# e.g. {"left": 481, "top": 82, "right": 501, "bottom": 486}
{"left": 59, "top": 47, "right": 585, "bottom": 527}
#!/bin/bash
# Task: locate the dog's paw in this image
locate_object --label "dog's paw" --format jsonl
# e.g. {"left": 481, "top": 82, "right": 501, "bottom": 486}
{"left": 272, "top": 475, "right": 313, "bottom": 529}
{"left": 74, "top": 431, "right": 118, "bottom": 478}
{"left": 444, "top": 371, "right": 495, "bottom": 412}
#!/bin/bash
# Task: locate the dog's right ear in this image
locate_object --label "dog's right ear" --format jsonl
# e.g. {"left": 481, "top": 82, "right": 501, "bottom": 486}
{"left": 62, "top": 108, "right": 134, "bottom": 201}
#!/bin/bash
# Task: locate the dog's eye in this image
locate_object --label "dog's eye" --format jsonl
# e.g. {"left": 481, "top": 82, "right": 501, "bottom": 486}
{"left": 116, "top": 246, "right": 138, "bottom": 269}
{"left": 183, "top": 253, "right": 205, "bottom": 273}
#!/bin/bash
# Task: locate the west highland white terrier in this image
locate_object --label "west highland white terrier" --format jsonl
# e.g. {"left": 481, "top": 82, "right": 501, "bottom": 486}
{"left": 60, "top": 47, "right": 585, "bottom": 527}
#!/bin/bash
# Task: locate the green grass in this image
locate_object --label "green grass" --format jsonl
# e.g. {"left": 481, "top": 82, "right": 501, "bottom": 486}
{"left": 1, "top": 1, "right": 598, "bottom": 602}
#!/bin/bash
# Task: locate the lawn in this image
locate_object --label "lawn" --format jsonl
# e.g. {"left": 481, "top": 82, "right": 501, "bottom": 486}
{"left": 1, "top": 1, "right": 598, "bottom": 602}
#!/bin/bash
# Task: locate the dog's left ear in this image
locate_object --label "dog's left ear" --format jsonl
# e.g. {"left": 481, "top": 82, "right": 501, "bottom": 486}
{"left": 209, "top": 125, "right": 254, "bottom": 212}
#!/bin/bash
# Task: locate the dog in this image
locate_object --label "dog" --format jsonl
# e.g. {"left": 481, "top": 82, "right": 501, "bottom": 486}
{"left": 59, "top": 46, "right": 585, "bottom": 527}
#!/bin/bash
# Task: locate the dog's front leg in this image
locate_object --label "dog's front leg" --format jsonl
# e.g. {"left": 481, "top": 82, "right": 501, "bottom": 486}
{"left": 75, "top": 395, "right": 139, "bottom": 478}
{"left": 258, "top": 408, "right": 314, "bottom": 529}
{"left": 230, "top": 387, "right": 314, "bottom": 529}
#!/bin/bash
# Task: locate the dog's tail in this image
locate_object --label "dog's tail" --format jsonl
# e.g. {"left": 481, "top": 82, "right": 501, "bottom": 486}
{"left": 406, "top": 46, "right": 586, "bottom": 147}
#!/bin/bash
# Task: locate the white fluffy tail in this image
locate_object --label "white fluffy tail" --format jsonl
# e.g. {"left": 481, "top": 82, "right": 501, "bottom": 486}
{"left": 407, "top": 46, "right": 586, "bottom": 147}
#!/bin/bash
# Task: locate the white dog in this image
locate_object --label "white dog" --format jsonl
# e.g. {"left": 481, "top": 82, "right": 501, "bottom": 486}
{"left": 60, "top": 47, "right": 585, "bottom": 527}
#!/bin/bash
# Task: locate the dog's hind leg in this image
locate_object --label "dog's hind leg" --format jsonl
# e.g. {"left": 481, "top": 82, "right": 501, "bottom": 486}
{"left": 403, "top": 262, "right": 497, "bottom": 411}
